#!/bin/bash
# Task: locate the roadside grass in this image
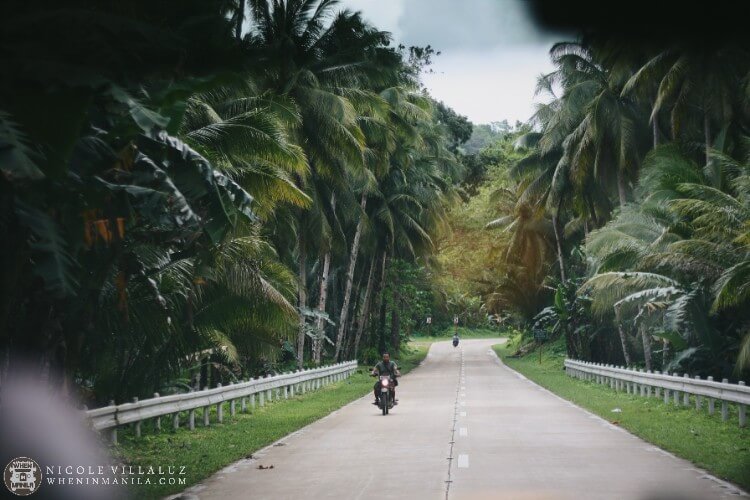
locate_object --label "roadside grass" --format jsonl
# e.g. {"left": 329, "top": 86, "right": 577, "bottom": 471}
{"left": 494, "top": 341, "right": 750, "bottom": 491}
{"left": 411, "top": 326, "right": 506, "bottom": 343}
{"left": 114, "top": 344, "right": 430, "bottom": 499}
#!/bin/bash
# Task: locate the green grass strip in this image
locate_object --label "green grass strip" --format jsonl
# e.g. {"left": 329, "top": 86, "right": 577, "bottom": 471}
{"left": 114, "top": 345, "right": 429, "bottom": 498}
{"left": 494, "top": 342, "right": 750, "bottom": 491}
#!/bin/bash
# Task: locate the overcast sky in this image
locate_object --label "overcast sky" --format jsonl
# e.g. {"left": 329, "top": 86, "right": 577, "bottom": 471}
{"left": 342, "top": 0, "right": 568, "bottom": 125}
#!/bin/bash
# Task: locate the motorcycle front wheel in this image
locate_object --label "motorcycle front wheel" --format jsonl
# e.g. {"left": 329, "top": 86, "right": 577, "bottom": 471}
{"left": 381, "top": 392, "right": 388, "bottom": 415}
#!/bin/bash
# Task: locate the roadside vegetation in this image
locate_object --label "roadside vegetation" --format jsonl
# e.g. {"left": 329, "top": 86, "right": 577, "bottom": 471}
{"left": 410, "top": 326, "right": 506, "bottom": 343}
{"left": 495, "top": 339, "right": 750, "bottom": 491}
{"left": 2, "top": 0, "right": 473, "bottom": 407}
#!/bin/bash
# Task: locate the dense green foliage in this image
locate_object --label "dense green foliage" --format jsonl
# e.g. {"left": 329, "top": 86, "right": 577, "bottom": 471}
{"left": 460, "top": 39, "right": 750, "bottom": 381}
{"left": 0, "top": 0, "right": 467, "bottom": 405}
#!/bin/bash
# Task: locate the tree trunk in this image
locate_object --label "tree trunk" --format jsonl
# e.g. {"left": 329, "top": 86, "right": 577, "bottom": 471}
{"left": 312, "top": 251, "right": 330, "bottom": 365}
{"left": 342, "top": 272, "right": 364, "bottom": 358}
{"left": 617, "top": 323, "right": 632, "bottom": 366}
{"left": 390, "top": 270, "right": 401, "bottom": 353}
{"left": 652, "top": 118, "right": 659, "bottom": 148}
{"left": 616, "top": 169, "right": 627, "bottom": 207}
{"left": 662, "top": 339, "right": 670, "bottom": 369}
{"left": 297, "top": 230, "right": 307, "bottom": 369}
{"left": 390, "top": 305, "right": 400, "bottom": 354}
{"left": 704, "top": 111, "right": 712, "bottom": 167}
{"left": 551, "top": 200, "right": 566, "bottom": 282}
{"left": 585, "top": 195, "right": 599, "bottom": 228}
{"left": 377, "top": 252, "right": 390, "bottom": 355}
{"left": 353, "top": 255, "right": 377, "bottom": 358}
{"left": 640, "top": 324, "right": 653, "bottom": 372}
{"left": 333, "top": 195, "right": 367, "bottom": 361}
{"left": 235, "top": 0, "right": 245, "bottom": 39}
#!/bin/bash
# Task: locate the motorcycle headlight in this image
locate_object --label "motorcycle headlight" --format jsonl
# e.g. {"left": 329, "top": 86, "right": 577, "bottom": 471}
{"left": 381, "top": 379, "right": 389, "bottom": 386}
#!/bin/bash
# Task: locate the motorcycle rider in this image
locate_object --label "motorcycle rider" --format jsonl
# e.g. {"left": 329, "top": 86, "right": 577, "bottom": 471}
{"left": 371, "top": 352, "right": 400, "bottom": 405}
{"left": 452, "top": 333, "right": 459, "bottom": 346}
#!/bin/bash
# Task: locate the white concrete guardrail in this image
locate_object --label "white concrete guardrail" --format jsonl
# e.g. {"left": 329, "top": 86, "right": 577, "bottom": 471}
{"left": 564, "top": 359, "right": 748, "bottom": 428}
{"left": 86, "top": 361, "right": 358, "bottom": 444}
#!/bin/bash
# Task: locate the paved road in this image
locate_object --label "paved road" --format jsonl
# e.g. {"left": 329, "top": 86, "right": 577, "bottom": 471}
{"left": 180, "top": 339, "right": 747, "bottom": 500}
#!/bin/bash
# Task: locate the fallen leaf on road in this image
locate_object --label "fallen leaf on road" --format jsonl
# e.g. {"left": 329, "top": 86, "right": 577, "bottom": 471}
{"left": 257, "top": 465, "right": 274, "bottom": 470}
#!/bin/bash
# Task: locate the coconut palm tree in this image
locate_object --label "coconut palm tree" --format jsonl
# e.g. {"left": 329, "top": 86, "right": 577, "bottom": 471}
{"left": 245, "top": 0, "right": 402, "bottom": 366}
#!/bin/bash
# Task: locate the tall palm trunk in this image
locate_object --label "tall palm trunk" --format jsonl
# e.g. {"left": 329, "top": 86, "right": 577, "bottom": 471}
{"left": 312, "top": 251, "right": 331, "bottom": 364}
{"left": 297, "top": 230, "right": 307, "bottom": 369}
{"left": 617, "top": 169, "right": 627, "bottom": 207}
{"left": 617, "top": 323, "right": 632, "bottom": 366}
{"left": 342, "top": 272, "right": 364, "bottom": 357}
{"left": 585, "top": 194, "right": 599, "bottom": 228}
{"left": 334, "top": 195, "right": 367, "bottom": 360}
{"left": 313, "top": 194, "right": 336, "bottom": 364}
{"left": 390, "top": 301, "right": 400, "bottom": 353}
{"left": 353, "top": 255, "right": 377, "bottom": 358}
{"left": 640, "top": 324, "right": 653, "bottom": 372}
{"left": 662, "top": 339, "right": 671, "bottom": 368}
{"left": 235, "top": 0, "right": 245, "bottom": 39}
{"left": 376, "top": 251, "right": 389, "bottom": 355}
{"left": 704, "top": 111, "right": 712, "bottom": 167}
{"left": 551, "top": 199, "right": 565, "bottom": 282}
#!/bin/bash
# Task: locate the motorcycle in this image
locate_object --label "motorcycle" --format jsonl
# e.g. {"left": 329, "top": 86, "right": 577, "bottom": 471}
{"left": 373, "top": 374, "right": 396, "bottom": 415}
{"left": 452, "top": 337, "right": 459, "bottom": 347}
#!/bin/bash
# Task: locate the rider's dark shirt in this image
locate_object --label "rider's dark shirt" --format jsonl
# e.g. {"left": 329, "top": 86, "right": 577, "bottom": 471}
{"left": 373, "top": 360, "right": 398, "bottom": 376}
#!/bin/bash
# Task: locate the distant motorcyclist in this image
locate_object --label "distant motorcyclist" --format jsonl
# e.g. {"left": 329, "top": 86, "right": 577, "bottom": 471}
{"left": 371, "top": 352, "right": 400, "bottom": 405}
{"left": 452, "top": 333, "right": 459, "bottom": 347}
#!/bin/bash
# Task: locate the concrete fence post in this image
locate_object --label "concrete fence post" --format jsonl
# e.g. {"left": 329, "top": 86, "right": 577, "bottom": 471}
{"left": 189, "top": 409, "right": 195, "bottom": 430}
{"left": 722, "top": 379, "right": 729, "bottom": 421}
{"left": 153, "top": 393, "right": 161, "bottom": 431}
{"left": 682, "top": 374, "right": 690, "bottom": 406}
{"left": 259, "top": 390, "right": 265, "bottom": 407}
{"left": 694, "top": 376, "right": 702, "bottom": 410}
{"left": 132, "top": 397, "right": 141, "bottom": 438}
{"left": 739, "top": 382, "right": 747, "bottom": 428}
{"left": 108, "top": 400, "right": 117, "bottom": 444}
{"left": 707, "top": 377, "right": 715, "bottom": 415}
{"left": 203, "top": 387, "right": 210, "bottom": 426}
{"left": 173, "top": 412, "right": 179, "bottom": 430}
{"left": 217, "top": 383, "right": 224, "bottom": 423}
